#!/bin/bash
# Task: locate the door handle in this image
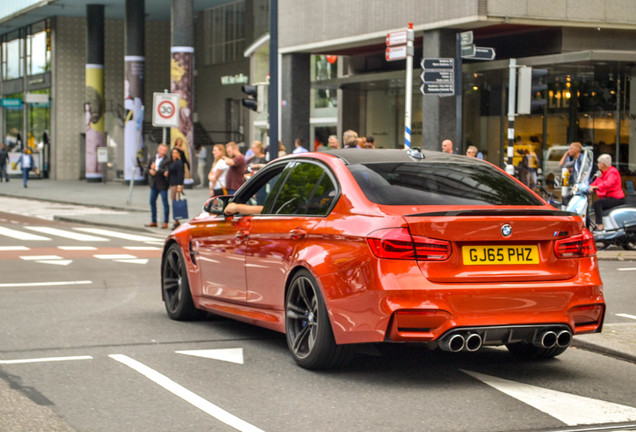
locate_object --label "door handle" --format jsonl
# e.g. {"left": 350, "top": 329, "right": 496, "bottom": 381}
{"left": 289, "top": 228, "right": 307, "bottom": 240}
{"left": 235, "top": 230, "right": 248, "bottom": 240}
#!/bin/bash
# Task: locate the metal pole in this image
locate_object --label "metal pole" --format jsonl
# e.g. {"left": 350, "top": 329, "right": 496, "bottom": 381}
{"left": 506, "top": 58, "right": 517, "bottom": 175}
{"left": 455, "top": 33, "right": 462, "bottom": 153}
{"left": 268, "top": 0, "right": 279, "bottom": 162}
{"left": 404, "top": 23, "right": 414, "bottom": 149}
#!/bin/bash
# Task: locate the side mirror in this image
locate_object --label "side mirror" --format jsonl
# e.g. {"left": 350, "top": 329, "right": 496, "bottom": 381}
{"left": 203, "top": 195, "right": 231, "bottom": 215}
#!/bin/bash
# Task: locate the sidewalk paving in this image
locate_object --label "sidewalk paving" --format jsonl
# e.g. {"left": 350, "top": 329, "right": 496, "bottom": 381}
{"left": 1, "top": 178, "right": 635, "bottom": 364}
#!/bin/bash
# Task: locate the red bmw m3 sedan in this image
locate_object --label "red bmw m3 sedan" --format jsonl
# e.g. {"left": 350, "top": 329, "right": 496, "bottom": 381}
{"left": 161, "top": 148, "right": 604, "bottom": 369}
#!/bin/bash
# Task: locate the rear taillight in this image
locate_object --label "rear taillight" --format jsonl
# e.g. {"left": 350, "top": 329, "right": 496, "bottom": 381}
{"left": 554, "top": 229, "right": 596, "bottom": 258}
{"left": 367, "top": 228, "right": 451, "bottom": 261}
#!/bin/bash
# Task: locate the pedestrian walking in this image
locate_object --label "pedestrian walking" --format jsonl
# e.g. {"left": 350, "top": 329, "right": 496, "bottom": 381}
{"left": 13, "top": 147, "right": 39, "bottom": 188}
{"left": 0, "top": 142, "right": 9, "bottom": 182}
{"left": 145, "top": 143, "right": 170, "bottom": 229}
{"left": 167, "top": 148, "right": 186, "bottom": 229}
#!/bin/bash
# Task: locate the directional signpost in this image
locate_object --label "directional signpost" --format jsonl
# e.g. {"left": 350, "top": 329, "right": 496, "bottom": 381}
{"left": 420, "top": 58, "right": 455, "bottom": 96}
{"left": 464, "top": 46, "right": 496, "bottom": 61}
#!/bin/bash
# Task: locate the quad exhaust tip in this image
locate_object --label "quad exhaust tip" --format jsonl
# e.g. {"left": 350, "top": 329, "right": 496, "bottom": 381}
{"left": 534, "top": 330, "right": 572, "bottom": 349}
{"left": 439, "top": 333, "right": 482, "bottom": 353}
{"left": 438, "top": 328, "right": 572, "bottom": 353}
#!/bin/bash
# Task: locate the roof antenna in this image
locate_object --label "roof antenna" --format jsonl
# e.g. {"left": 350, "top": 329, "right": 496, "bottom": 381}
{"left": 406, "top": 146, "right": 424, "bottom": 160}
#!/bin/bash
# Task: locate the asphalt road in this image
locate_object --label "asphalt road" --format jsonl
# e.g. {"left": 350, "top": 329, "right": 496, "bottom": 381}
{"left": 1, "top": 211, "right": 636, "bottom": 432}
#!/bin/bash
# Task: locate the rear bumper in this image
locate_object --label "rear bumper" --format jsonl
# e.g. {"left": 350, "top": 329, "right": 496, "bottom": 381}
{"left": 321, "top": 271, "right": 604, "bottom": 345}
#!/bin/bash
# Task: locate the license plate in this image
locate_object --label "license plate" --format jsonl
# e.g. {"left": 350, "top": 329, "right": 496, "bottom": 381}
{"left": 462, "top": 245, "right": 539, "bottom": 265}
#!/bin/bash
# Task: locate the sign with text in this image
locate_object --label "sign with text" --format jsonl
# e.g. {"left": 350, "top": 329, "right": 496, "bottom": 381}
{"left": 152, "top": 92, "right": 180, "bottom": 128}
{"left": 386, "top": 30, "right": 408, "bottom": 47}
{"left": 385, "top": 45, "right": 408, "bottom": 61}
{"left": 421, "top": 58, "right": 455, "bottom": 95}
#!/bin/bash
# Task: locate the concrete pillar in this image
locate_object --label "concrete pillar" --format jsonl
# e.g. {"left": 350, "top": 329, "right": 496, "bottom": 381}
{"left": 281, "top": 53, "right": 310, "bottom": 151}
{"left": 421, "top": 29, "right": 456, "bottom": 152}
{"left": 85, "top": 4, "right": 105, "bottom": 182}
{"left": 171, "top": 0, "right": 195, "bottom": 186}
{"left": 124, "top": 0, "right": 145, "bottom": 182}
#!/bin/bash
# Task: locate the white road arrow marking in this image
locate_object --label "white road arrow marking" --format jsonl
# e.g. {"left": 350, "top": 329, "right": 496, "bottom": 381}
{"left": 36, "top": 260, "right": 72, "bottom": 266}
{"left": 109, "top": 354, "right": 264, "bottom": 432}
{"left": 176, "top": 348, "right": 244, "bottom": 365}
{"left": 462, "top": 370, "right": 636, "bottom": 426}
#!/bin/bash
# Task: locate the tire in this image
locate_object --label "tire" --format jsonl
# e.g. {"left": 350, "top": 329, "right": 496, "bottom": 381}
{"left": 622, "top": 233, "right": 636, "bottom": 251}
{"left": 162, "top": 243, "right": 204, "bottom": 320}
{"left": 285, "top": 270, "right": 351, "bottom": 369}
{"left": 506, "top": 342, "right": 568, "bottom": 360}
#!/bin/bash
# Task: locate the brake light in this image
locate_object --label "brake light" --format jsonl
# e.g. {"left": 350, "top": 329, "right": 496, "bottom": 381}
{"left": 554, "top": 229, "right": 596, "bottom": 258}
{"left": 367, "top": 228, "right": 451, "bottom": 261}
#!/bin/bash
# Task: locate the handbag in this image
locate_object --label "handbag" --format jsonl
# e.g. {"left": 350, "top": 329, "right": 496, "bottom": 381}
{"left": 172, "top": 193, "right": 189, "bottom": 220}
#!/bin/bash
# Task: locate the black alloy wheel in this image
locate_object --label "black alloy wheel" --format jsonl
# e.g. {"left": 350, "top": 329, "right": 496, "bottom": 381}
{"left": 162, "top": 243, "right": 203, "bottom": 320}
{"left": 285, "top": 270, "right": 351, "bottom": 369}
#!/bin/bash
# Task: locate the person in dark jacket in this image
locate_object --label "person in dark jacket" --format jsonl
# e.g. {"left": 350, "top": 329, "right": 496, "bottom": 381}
{"left": 167, "top": 148, "right": 185, "bottom": 229}
{"left": 145, "top": 143, "right": 170, "bottom": 229}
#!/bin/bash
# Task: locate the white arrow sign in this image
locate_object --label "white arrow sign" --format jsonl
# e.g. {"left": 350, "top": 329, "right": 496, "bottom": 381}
{"left": 176, "top": 348, "right": 244, "bottom": 365}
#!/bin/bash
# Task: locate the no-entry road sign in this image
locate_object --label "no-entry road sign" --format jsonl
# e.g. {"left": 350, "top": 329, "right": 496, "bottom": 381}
{"left": 152, "top": 92, "right": 180, "bottom": 128}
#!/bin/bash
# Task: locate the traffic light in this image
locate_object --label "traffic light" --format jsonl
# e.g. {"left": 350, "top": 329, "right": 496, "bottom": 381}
{"left": 517, "top": 66, "right": 548, "bottom": 114}
{"left": 241, "top": 84, "right": 265, "bottom": 112}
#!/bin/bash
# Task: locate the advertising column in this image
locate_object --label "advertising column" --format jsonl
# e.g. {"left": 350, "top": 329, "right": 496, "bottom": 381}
{"left": 124, "top": 0, "right": 145, "bottom": 182}
{"left": 171, "top": 0, "right": 194, "bottom": 187}
{"left": 85, "top": 5, "right": 105, "bottom": 182}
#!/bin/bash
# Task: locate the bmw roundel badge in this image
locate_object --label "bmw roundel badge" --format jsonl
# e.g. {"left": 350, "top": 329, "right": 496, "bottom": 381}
{"left": 501, "top": 224, "right": 512, "bottom": 237}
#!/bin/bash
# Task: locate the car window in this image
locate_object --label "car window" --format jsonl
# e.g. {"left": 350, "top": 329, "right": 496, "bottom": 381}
{"left": 348, "top": 161, "right": 543, "bottom": 206}
{"left": 235, "top": 163, "right": 291, "bottom": 210}
{"left": 271, "top": 162, "right": 337, "bottom": 215}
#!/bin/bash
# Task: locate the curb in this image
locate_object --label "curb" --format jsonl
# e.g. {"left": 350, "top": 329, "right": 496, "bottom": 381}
{"left": 572, "top": 338, "right": 636, "bottom": 365}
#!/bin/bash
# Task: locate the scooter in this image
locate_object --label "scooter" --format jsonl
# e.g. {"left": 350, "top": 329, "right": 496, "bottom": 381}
{"left": 591, "top": 194, "right": 636, "bottom": 250}
{"left": 556, "top": 148, "right": 636, "bottom": 250}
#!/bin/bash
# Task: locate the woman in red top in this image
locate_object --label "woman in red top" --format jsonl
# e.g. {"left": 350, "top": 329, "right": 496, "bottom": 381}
{"left": 590, "top": 153, "right": 625, "bottom": 230}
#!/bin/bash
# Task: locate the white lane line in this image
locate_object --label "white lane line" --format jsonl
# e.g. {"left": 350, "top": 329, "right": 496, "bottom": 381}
{"left": 0, "top": 356, "right": 93, "bottom": 365}
{"left": 20, "top": 255, "right": 63, "bottom": 260}
{"left": 462, "top": 370, "right": 636, "bottom": 426}
{"left": 109, "top": 355, "right": 265, "bottom": 432}
{"left": 58, "top": 246, "right": 97, "bottom": 250}
{"left": 0, "top": 246, "right": 30, "bottom": 251}
{"left": 94, "top": 254, "right": 137, "bottom": 260}
{"left": 75, "top": 228, "right": 161, "bottom": 242}
{"left": 36, "top": 260, "right": 72, "bottom": 266}
{"left": 0, "top": 226, "right": 50, "bottom": 241}
{"left": 0, "top": 280, "right": 92, "bottom": 288}
{"left": 123, "top": 246, "right": 161, "bottom": 251}
{"left": 114, "top": 259, "right": 149, "bottom": 264}
{"left": 617, "top": 267, "right": 636, "bottom": 272}
{"left": 26, "top": 226, "right": 109, "bottom": 242}
{"left": 616, "top": 313, "right": 636, "bottom": 320}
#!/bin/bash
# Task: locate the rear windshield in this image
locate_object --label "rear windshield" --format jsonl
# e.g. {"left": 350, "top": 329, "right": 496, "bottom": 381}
{"left": 348, "top": 161, "right": 543, "bottom": 206}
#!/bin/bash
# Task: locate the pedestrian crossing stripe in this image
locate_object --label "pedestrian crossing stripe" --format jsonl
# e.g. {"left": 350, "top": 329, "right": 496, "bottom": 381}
{"left": 74, "top": 227, "right": 162, "bottom": 243}
{"left": 0, "top": 226, "right": 50, "bottom": 241}
{"left": 26, "top": 226, "right": 108, "bottom": 242}
{"left": 0, "top": 226, "right": 163, "bottom": 243}
{"left": 0, "top": 246, "right": 30, "bottom": 251}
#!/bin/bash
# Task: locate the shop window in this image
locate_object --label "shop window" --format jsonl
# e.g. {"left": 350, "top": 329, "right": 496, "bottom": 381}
{"left": 2, "top": 35, "right": 23, "bottom": 80}
{"left": 27, "top": 21, "right": 51, "bottom": 76}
